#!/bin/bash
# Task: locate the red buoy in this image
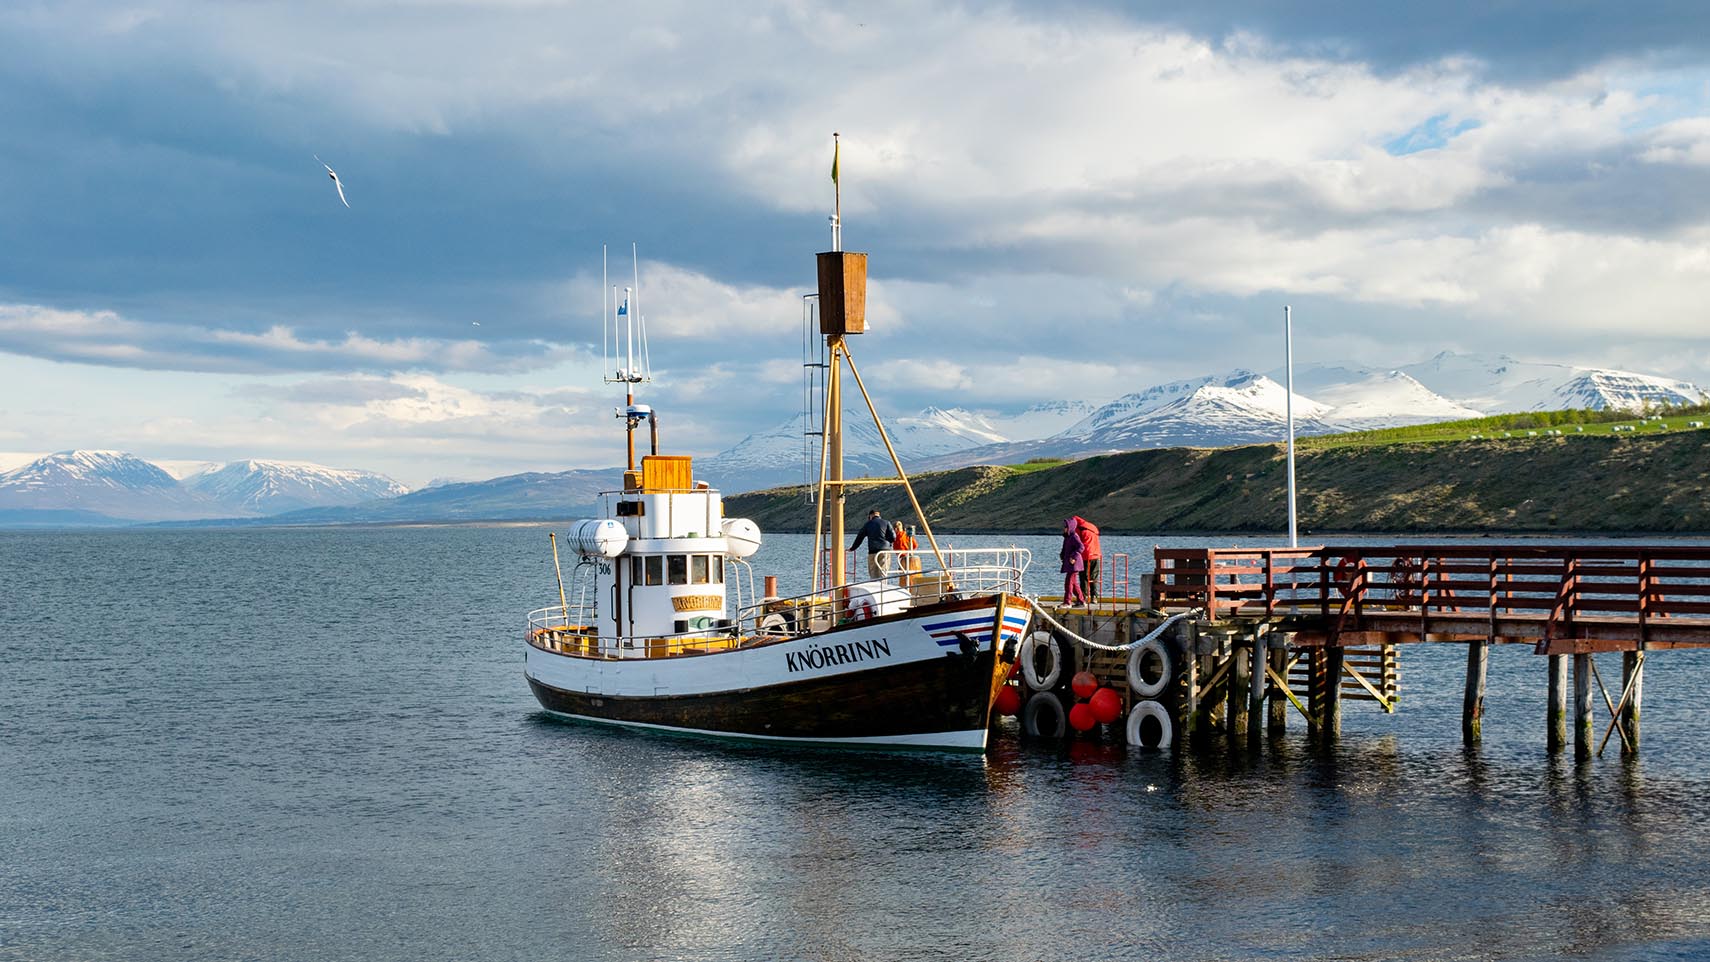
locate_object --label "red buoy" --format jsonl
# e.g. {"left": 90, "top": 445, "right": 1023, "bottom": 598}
{"left": 1070, "top": 671, "right": 1098, "bottom": 700}
{"left": 1068, "top": 702, "right": 1097, "bottom": 731}
{"left": 1089, "top": 687, "right": 1122, "bottom": 724}
{"left": 995, "top": 684, "right": 1023, "bottom": 717}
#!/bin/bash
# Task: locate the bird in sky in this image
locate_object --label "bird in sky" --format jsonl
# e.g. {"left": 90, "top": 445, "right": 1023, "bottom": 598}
{"left": 314, "top": 154, "right": 350, "bottom": 208}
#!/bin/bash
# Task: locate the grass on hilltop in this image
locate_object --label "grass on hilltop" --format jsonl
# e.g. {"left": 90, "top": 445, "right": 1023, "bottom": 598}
{"left": 1007, "top": 457, "right": 1069, "bottom": 475}
{"left": 1297, "top": 401, "right": 1710, "bottom": 450}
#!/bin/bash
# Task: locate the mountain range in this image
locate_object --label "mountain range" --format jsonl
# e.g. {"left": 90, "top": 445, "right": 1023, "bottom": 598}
{"left": 4, "top": 352, "right": 1704, "bottom": 527}
{"left": 0, "top": 452, "right": 406, "bottom": 525}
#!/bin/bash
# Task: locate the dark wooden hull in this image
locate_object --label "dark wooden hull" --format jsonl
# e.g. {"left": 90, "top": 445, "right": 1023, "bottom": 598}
{"left": 528, "top": 645, "right": 999, "bottom": 751}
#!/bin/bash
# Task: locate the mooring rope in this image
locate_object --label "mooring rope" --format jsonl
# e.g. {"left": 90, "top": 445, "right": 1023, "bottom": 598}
{"left": 1024, "top": 600, "right": 1203, "bottom": 652}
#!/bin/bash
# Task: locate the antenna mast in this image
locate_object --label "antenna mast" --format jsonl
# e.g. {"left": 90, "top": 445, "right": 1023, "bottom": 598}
{"left": 602, "top": 245, "right": 651, "bottom": 474}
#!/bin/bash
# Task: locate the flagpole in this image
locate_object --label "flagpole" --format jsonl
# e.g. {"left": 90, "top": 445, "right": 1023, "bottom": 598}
{"left": 1285, "top": 304, "right": 1298, "bottom": 548}
{"left": 832, "top": 131, "right": 841, "bottom": 252}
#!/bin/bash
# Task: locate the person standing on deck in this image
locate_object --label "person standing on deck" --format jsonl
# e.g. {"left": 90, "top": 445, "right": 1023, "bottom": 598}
{"left": 1060, "top": 518, "right": 1088, "bottom": 606}
{"left": 851, "top": 509, "right": 895, "bottom": 579}
{"left": 892, "top": 521, "right": 918, "bottom": 587}
{"left": 1074, "top": 516, "right": 1102, "bottom": 604}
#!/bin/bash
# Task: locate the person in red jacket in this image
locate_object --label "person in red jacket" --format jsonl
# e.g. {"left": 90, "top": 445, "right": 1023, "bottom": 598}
{"left": 1074, "top": 516, "right": 1102, "bottom": 604}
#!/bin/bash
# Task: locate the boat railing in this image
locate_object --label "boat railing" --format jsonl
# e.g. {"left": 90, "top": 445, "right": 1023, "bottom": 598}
{"left": 525, "top": 604, "right": 754, "bottom": 659}
{"left": 731, "top": 549, "right": 1031, "bottom": 641}
{"left": 526, "top": 550, "right": 1030, "bottom": 657}
{"left": 873, "top": 546, "right": 1031, "bottom": 588}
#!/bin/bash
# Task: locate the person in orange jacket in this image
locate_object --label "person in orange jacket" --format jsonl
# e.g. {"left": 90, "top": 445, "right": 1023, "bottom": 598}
{"left": 892, "top": 521, "right": 918, "bottom": 586}
{"left": 1074, "top": 516, "right": 1102, "bottom": 604}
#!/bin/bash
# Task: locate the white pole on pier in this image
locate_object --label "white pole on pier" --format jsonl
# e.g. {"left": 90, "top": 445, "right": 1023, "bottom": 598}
{"left": 1285, "top": 305, "right": 1298, "bottom": 548}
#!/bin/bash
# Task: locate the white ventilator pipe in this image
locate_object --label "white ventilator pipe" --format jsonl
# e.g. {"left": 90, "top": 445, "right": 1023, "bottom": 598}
{"left": 1285, "top": 305, "right": 1298, "bottom": 548}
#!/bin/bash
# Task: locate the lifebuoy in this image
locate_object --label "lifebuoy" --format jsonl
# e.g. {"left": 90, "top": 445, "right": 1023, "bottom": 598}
{"left": 1125, "top": 699, "right": 1173, "bottom": 749}
{"left": 1126, "top": 636, "right": 1173, "bottom": 698}
{"left": 1021, "top": 691, "right": 1067, "bottom": 738}
{"left": 848, "top": 595, "right": 876, "bottom": 622}
{"left": 1333, "top": 556, "right": 1358, "bottom": 594}
{"left": 1020, "top": 630, "right": 1065, "bottom": 691}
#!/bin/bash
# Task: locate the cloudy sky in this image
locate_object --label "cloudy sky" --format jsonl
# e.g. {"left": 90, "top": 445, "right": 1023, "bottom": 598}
{"left": 3, "top": 1, "right": 1710, "bottom": 486}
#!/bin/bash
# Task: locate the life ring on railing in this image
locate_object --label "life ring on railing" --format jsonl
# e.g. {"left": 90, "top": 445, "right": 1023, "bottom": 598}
{"left": 848, "top": 594, "right": 876, "bottom": 622}
{"left": 1020, "top": 630, "right": 1070, "bottom": 692}
{"left": 1021, "top": 691, "right": 1067, "bottom": 738}
{"left": 1126, "top": 636, "right": 1174, "bottom": 698}
{"left": 1125, "top": 700, "right": 1173, "bottom": 749}
{"left": 1333, "top": 556, "right": 1359, "bottom": 595}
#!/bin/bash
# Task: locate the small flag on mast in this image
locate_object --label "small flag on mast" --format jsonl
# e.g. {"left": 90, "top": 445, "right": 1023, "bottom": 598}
{"left": 831, "top": 138, "right": 839, "bottom": 185}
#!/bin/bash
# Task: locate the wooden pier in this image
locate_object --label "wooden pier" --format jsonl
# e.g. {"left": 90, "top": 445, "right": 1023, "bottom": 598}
{"left": 1018, "top": 544, "right": 1710, "bottom": 758}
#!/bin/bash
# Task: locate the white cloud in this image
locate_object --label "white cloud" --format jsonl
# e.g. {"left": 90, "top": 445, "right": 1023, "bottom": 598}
{"left": 0, "top": 303, "right": 578, "bottom": 374}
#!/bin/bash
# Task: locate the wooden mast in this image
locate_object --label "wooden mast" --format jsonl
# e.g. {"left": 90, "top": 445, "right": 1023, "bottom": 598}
{"left": 813, "top": 131, "right": 951, "bottom": 586}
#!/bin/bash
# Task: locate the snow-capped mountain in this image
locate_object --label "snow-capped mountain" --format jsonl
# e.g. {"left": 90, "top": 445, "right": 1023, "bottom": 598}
{"left": 1396, "top": 352, "right": 1704, "bottom": 413}
{"left": 979, "top": 401, "right": 1098, "bottom": 440}
{"left": 0, "top": 450, "right": 214, "bottom": 522}
{"left": 699, "top": 405, "right": 1013, "bottom": 492}
{"left": 1302, "top": 370, "right": 1483, "bottom": 430}
{"left": 185, "top": 460, "right": 409, "bottom": 514}
{"left": 913, "top": 353, "right": 1708, "bottom": 473}
{"left": 1059, "top": 372, "right": 1240, "bottom": 438}
{"left": 0, "top": 450, "right": 178, "bottom": 493}
{"left": 0, "top": 451, "right": 411, "bottom": 525}
{"left": 1072, "top": 374, "right": 1336, "bottom": 449}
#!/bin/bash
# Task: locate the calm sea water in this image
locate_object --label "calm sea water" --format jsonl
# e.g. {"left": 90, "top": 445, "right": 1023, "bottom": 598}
{"left": 5, "top": 525, "right": 1710, "bottom": 961}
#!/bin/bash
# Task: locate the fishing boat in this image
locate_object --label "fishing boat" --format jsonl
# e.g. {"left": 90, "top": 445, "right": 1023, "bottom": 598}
{"left": 521, "top": 220, "right": 1030, "bottom": 752}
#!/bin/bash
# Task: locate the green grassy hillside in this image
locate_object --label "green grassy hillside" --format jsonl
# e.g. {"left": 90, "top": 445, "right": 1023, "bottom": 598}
{"left": 724, "top": 430, "right": 1710, "bottom": 534}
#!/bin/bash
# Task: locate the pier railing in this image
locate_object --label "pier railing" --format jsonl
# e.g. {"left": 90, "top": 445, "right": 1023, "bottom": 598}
{"left": 1154, "top": 545, "right": 1710, "bottom": 651}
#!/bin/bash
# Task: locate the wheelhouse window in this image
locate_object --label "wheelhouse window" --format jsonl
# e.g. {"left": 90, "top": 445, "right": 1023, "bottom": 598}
{"left": 691, "top": 555, "right": 709, "bottom": 584}
{"left": 667, "top": 555, "right": 688, "bottom": 585}
{"left": 644, "top": 556, "right": 663, "bottom": 586}
{"left": 713, "top": 556, "right": 725, "bottom": 583}
{"left": 631, "top": 556, "right": 643, "bottom": 584}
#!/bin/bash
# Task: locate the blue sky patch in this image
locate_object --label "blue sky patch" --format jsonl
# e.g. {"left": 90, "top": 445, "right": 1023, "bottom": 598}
{"left": 1384, "top": 114, "right": 1483, "bottom": 155}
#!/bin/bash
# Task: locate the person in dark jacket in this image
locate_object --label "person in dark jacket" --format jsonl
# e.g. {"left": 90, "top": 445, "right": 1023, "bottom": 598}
{"left": 1059, "top": 517, "right": 1088, "bottom": 605}
{"left": 851, "top": 509, "right": 895, "bottom": 579}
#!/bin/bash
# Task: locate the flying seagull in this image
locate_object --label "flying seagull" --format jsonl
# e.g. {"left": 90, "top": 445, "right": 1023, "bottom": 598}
{"left": 314, "top": 154, "right": 350, "bottom": 208}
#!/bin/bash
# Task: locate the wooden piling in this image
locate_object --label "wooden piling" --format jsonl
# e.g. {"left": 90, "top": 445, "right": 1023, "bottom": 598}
{"left": 1546, "top": 655, "right": 1569, "bottom": 753}
{"left": 1573, "top": 653, "right": 1594, "bottom": 760}
{"left": 1462, "top": 638, "right": 1488, "bottom": 745}
{"left": 1229, "top": 636, "right": 1251, "bottom": 741}
{"left": 1197, "top": 653, "right": 1222, "bottom": 730}
{"left": 1248, "top": 630, "right": 1265, "bottom": 742}
{"left": 1182, "top": 633, "right": 1200, "bottom": 738}
{"left": 1320, "top": 645, "right": 1343, "bottom": 740}
{"left": 1267, "top": 645, "right": 1288, "bottom": 734}
{"left": 1622, "top": 650, "right": 1644, "bottom": 754}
